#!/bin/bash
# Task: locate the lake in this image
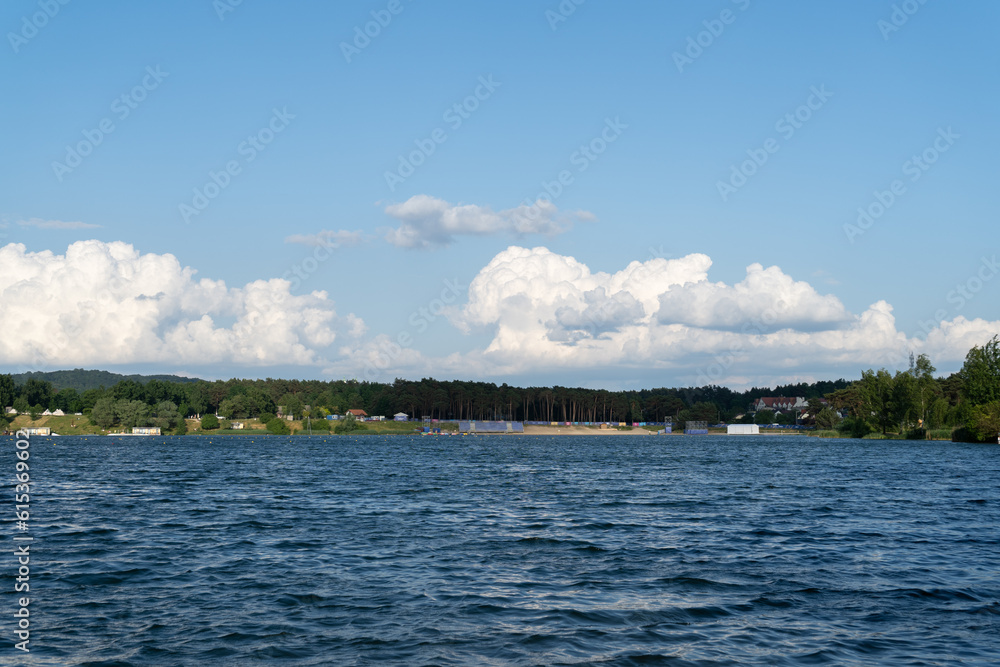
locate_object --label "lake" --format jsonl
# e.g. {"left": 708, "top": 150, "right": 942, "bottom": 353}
{"left": 9, "top": 434, "right": 1000, "bottom": 665}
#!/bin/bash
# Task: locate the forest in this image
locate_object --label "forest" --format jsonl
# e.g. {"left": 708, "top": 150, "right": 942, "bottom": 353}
{"left": 1, "top": 336, "right": 998, "bottom": 442}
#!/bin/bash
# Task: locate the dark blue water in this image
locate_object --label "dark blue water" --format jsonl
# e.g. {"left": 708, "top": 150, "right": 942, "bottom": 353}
{"left": 6, "top": 434, "right": 1000, "bottom": 665}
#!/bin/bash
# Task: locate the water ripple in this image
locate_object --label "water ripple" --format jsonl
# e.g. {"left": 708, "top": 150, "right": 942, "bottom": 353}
{"left": 6, "top": 434, "right": 1000, "bottom": 665}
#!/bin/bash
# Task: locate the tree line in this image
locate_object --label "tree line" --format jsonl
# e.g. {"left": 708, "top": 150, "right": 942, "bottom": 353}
{"left": 0, "top": 336, "right": 996, "bottom": 440}
{"left": 0, "top": 371, "right": 850, "bottom": 433}
{"left": 826, "top": 336, "right": 1000, "bottom": 442}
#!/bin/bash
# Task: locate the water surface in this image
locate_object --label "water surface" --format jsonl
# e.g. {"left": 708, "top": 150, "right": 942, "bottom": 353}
{"left": 10, "top": 434, "right": 1000, "bottom": 665}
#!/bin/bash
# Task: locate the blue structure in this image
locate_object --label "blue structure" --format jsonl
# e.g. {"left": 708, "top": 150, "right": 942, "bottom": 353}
{"left": 459, "top": 421, "right": 524, "bottom": 434}
{"left": 685, "top": 420, "right": 708, "bottom": 435}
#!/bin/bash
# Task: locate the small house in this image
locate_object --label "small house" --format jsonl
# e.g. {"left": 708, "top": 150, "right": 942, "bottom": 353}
{"left": 231, "top": 422, "right": 245, "bottom": 430}
{"left": 750, "top": 397, "right": 807, "bottom": 413}
{"left": 394, "top": 412, "right": 408, "bottom": 422}
{"left": 22, "top": 427, "right": 51, "bottom": 436}
{"left": 132, "top": 426, "right": 161, "bottom": 435}
{"left": 346, "top": 409, "right": 368, "bottom": 419}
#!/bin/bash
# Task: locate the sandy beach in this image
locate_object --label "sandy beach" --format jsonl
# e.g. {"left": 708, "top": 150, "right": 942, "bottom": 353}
{"left": 521, "top": 425, "right": 654, "bottom": 436}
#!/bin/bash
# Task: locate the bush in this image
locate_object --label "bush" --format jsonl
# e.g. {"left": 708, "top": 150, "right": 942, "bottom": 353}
{"left": 927, "top": 428, "right": 953, "bottom": 441}
{"left": 259, "top": 412, "right": 276, "bottom": 425}
{"left": 308, "top": 418, "right": 331, "bottom": 432}
{"left": 963, "top": 401, "right": 1000, "bottom": 443}
{"left": 267, "top": 418, "right": 291, "bottom": 435}
{"left": 174, "top": 419, "right": 188, "bottom": 436}
{"left": 837, "top": 417, "right": 872, "bottom": 439}
{"left": 811, "top": 430, "right": 840, "bottom": 438}
{"left": 951, "top": 426, "right": 997, "bottom": 443}
{"left": 200, "top": 414, "right": 220, "bottom": 430}
{"left": 220, "top": 419, "right": 231, "bottom": 430}
{"left": 334, "top": 413, "right": 363, "bottom": 434}
{"left": 905, "top": 428, "right": 928, "bottom": 440}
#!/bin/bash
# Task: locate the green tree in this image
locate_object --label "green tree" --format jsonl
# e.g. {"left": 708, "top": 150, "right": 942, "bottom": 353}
{"left": 927, "top": 397, "right": 949, "bottom": 429}
{"left": 174, "top": 418, "right": 188, "bottom": 436}
{"left": 814, "top": 407, "right": 841, "bottom": 429}
{"left": 0, "top": 374, "right": 15, "bottom": 411}
{"left": 775, "top": 411, "right": 794, "bottom": 425}
{"left": 218, "top": 395, "right": 250, "bottom": 419}
{"left": 185, "top": 383, "right": 209, "bottom": 417}
{"left": 53, "top": 387, "right": 80, "bottom": 413}
{"left": 965, "top": 401, "right": 1000, "bottom": 443}
{"left": 267, "top": 417, "right": 291, "bottom": 435}
{"left": 909, "top": 353, "right": 940, "bottom": 426}
{"left": 90, "top": 397, "right": 117, "bottom": 429}
{"left": 960, "top": 335, "right": 1000, "bottom": 406}
{"left": 116, "top": 400, "right": 151, "bottom": 428}
{"left": 827, "top": 384, "right": 864, "bottom": 419}
{"left": 12, "top": 397, "right": 28, "bottom": 414}
{"left": 152, "top": 401, "right": 181, "bottom": 430}
{"left": 79, "top": 388, "right": 105, "bottom": 412}
{"left": 111, "top": 379, "right": 146, "bottom": 403}
{"left": 891, "top": 370, "right": 918, "bottom": 432}
{"left": 754, "top": 409, "right": 776, "bottom": 425}
{"left": 279, "top": 393, "right": 304, "bottom": 420}
{"left": 29, "top": 404, "right": 44, "bottom": 421}
{"left": 21, "top": 378, "right": 53, "bottom": 409}
{"left": 200, "top": 414, "right": 220, "bottom": 430}
{"left": 837, "top": 416, "right": 872, "bottom": 439}
{"left": 857, "top": 369, "right": 895, "bottom": 434}
{"left": 334, "top": 413, "right": 362, "bottom": 434}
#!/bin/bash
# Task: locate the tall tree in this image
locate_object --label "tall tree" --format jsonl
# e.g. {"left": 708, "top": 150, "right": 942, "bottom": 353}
{"left": 0, "top": 375, "right": 15, "bottom": 411}
{"left": 960, "top": 335, "right": 1000, "bottom": 406}
{"left": 21, "top": 378, "right": 53, "bottom": 408}
{"left": 857, "top": 369, "right": 895, "bottom": 434}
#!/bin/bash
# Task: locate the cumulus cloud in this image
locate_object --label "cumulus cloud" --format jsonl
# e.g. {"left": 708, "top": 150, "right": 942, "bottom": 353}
{"left": 381, "top": 195, "right": 590, "bottom": 248}
{"left": 0, "top": 241, "right": 360, "bottom": 369}
{"left": 445, "top": 246, "right": 1000, "bottom": 386}
{"left": 657, "top": 262, "right": 852, "bottom": 331}
{"left": 17, "top": 218, "right": 101, "bottom": 230}
{"left": 284, "top": 229, "right": 365, "bottom": 248}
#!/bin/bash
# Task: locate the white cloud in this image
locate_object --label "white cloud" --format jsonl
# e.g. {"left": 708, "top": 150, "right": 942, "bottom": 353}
{"left": 8, "top": 240, "right": 997, "bottom": 390}
{"left": 0, "top": 241, "right": 361, "bottom": 369}
{"left": 17, "top": 218, "right": 101, "bottom": 230}
{"left": 441, "top": 246, "right": 1000, "bottom": 386}
{"left": 381, "top": 195, "right": 590, "bottom": 248}
{"left": 284, "top": 229, "right": 365, "bottom": 248}
{"left": 656, "top": 262, "right": 852, "bottom": 331}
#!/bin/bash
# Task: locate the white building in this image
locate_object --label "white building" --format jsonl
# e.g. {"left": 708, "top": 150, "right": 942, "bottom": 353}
{"left": 727, "top": 424, "right": 760, "bottom": 435}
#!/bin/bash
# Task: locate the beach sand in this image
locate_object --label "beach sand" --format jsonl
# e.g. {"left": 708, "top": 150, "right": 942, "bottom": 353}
{"left": 521, "top": 425, "right": 653, "bottom": 436}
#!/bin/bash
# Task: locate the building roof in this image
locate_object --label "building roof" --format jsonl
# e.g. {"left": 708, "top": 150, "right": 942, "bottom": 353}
{"left": 347, "top": 409, "right": 367, "bottom": 417}
{"left": 752, "top": 396, "right": 806, "bottom": 410}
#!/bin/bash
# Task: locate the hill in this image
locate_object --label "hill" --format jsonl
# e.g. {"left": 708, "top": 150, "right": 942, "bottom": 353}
{"left": 10, "top": 368, "right": 202, "bottom": 392}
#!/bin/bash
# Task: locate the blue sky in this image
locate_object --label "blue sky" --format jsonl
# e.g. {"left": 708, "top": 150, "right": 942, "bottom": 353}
{"left": 1, "top": 0, "right": 998, "bottom": 389}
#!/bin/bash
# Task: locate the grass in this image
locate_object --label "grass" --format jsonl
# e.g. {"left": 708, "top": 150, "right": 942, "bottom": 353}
{"left": 4, "top": 414, "right": 103, "bottom": 435}
{"left": 811, "top": 430, "right": 841, "bottom": 438}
